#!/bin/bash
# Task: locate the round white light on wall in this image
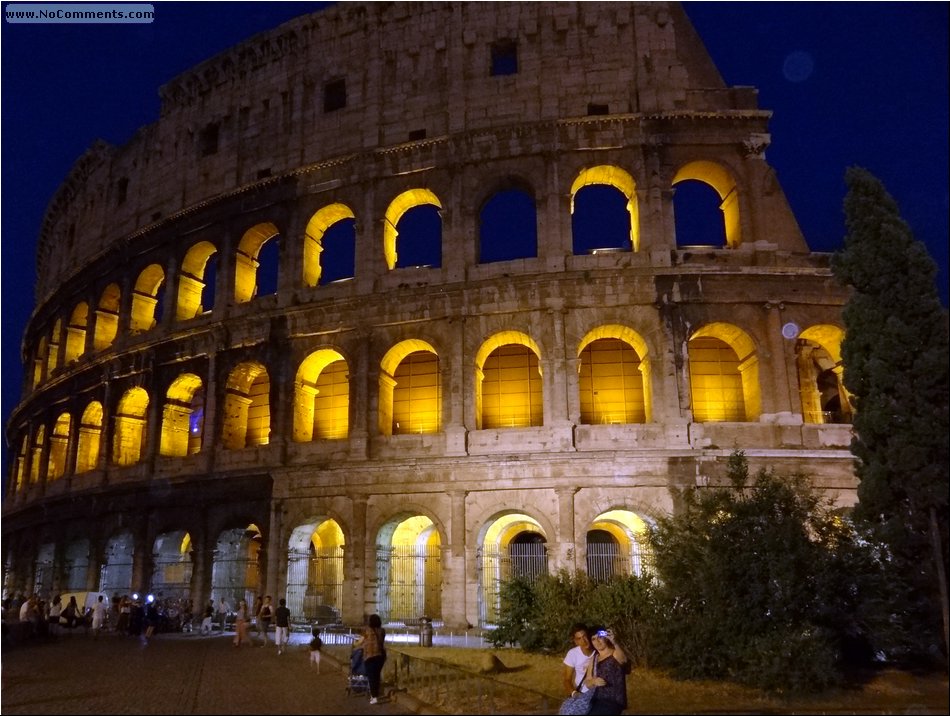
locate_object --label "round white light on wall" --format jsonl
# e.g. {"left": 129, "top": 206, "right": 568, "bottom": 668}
{"left": 782, "top": 322, "right": 800, "bottom": 340}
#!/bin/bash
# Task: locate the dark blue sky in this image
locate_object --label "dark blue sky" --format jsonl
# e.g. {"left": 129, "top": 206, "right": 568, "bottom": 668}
{"left": 2, "top": 2, "right": 948, "bottom": 472}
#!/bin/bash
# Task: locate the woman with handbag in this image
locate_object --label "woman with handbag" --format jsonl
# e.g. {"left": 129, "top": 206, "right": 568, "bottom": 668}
{"left": 583, "top": 628, "right": 628, "bottom": 715}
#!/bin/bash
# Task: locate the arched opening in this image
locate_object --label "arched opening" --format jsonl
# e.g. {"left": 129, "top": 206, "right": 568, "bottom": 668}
{"left": 62, "top": 539, "right": 90, "bottom": 592}
{"left": 577, "top": 326, "right": 652, "bottom": 424}
{"left": 476, "top": 332, "right": 543, "bottom": 429}
{"left": 13, "top": 435, "right": 28, "bottom": 492}
{"left": 99, "top": 531, "right": 134, "bottom": 596}
{"left": 378, "top": 340, "right": 441, "bottom": 436}
{"left": 34, "top": 543, "right": 55, "bottom": 597}
{"left": 151, "top": 531, "right": 193, "bottom": 601}
{"left": 376, "top": 514, "right": 442, "bottom": 625}
{"left": 47, "top": 320, "right": 61, "bottom": 376}
{"left": 234, "top": 222, "right": 280, "bottom": 303}
{"left": 688, "top": 323, "right": 760, "bottom": 422}
{"left": 93, "top": 283, "right": 121, "bottom": 351}
{"left": 672, "top": 161, "right": 740, "bottom": 248}
{"left": 64, "top": 302, "right": 89, "bottom": 363}
{"left": 160, "top": 373, "right": 204, "bottom": 456}
{"left": 796, "top": 325, "right": 852, "bottom": 424}
{"left": 478, "top": 513, "right": 548, "bottom": 626}
{"left": 479, "top": 187, "right": 538, "bottom": 263}
{"left": 570, "top": 166, "right": 639, "bottom": 254}
{"left": 30, "top": 425, "right": 46, "bottom": 484}
{"left": 112, "top": 386, "right": 150, "bottom": 465}
{"left": 130, "top": 264, "right": 165, "bottom": 333}
{"left": 176, "top": 241, "right": 218, "bottom": 320}
{"left": 75, "top": 401, "right": 103, "bottom": 474}
{"left": 211, "top": 524, "right": 262, "bottom": 609}
{"left": 222, "top": 362, "right": 271, "bottom": 449}
{"left": 293, "top": 350, "right": 349, "bottom": 441}
{"left": 286, "top": 519, "right": 345, "bottom": 622}
{"left": 32, "top": 338, "right": 47, "bottom": 388}
{"left": 303, "top": 204, "right": 356, "bottom": 287}
{"left": 585, "top": 510, "right": 652, "bottom": 581}
{"left": 47, "top": 412, "right": 71, "bottom": 480}
{"left": 384, "top": 189, "right": 442, "bottom": 270}
{"left": 673, "top": 179, "right": 727, "bottom": 247}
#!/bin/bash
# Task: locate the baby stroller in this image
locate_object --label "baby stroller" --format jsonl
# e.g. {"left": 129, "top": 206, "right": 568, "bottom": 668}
{"left": 345, "top": 645, "right": 370, "bottom": 696}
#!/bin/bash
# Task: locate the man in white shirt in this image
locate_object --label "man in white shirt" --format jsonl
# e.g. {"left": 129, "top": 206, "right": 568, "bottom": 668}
{"left": 562, "top": 623, "right": 594, "bottom": 696}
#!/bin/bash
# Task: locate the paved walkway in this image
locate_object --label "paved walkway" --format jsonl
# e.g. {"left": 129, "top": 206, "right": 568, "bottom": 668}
{"left": 1, "top": 630, "right": 418, "bottom": 715}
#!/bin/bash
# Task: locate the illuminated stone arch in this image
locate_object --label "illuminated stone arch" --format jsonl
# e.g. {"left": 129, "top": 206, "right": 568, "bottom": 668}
{"left": 570, "top": 165, "right": 640, "bottom": 252}
{"left": 176, "top": 241, "right": 218, "bottom": 320}
{"left": 93, "top": 283, "right": 121, "bottom": 351}
{"left": 75, "top": 401, "right": 103, "bottom": 474}
{"left": 112, "top": 386, "right": 150, "bottom": 466}
{"left": 222, "top": 361, "right": 271, "bottom": 449}
{"left": 30, "top": 425, "right": 46, "bottom": 484}
{"left": 151, "top": 530, "right": 193, "bottom": 599}
{"left": 64, "top": 302, "right": 89, "bottom": 363}
{"left": 160, "top": 373, "right": 205, "bottom": 456}
{"left": 130, "top": 264, "right": 165, "bottom": 333}
{"left": 234, "top": 222, "right": 279, "bottom": 303}
{"left": 585, "top": 509, "right": 654, "bottom": 580}
{"left": 47, "top": 412, "right": 71, "bottom": 480}
{"left": 286, "top": 517, "right": 345, "bottom": 621}
{"left": 293, "top": 349, "right": 349, "bottom": 442}
{"left": 32, "top": 337, "right": 47, "bottom": 388}
{"left": 375, "top": 510, "right": 444, "bottom": 623}
{"left": 211, "top": 523, "right": 262, "bottom": 607}
{"left": 383, "top": 188, "right": 442, "bottom": 270}
{"left": 378, "top": 339, "right": 441, "bottom": 436}
{"left": 477, "top": 511, "right": 549, "bottom": 625}
{"left": 672, "top": 160, "right": 741, "bottom": 248}
{"left": 577, "top": 325, "right": 653, "bottom": 424}
{"left": 47, "top": 320, "right": 62, "bottom": 376}
{"left": 303, "top": 203, "right": 356, "bottom": 287}
{"left": 13, "top": 435, "right": 28, "bottom": 493}
{"left": 475, "top": 331, "right": 543, "bottom": 429}
{"left": 688, "top": 322, "right": 760, "bottom": 422}
{"left": 797, "top": 324, "right": 852, "bottom": 424}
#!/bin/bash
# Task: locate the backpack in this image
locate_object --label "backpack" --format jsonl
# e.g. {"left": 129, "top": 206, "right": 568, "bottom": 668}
{"left": 309, "top": 635, "right": 322, "bottom": 651}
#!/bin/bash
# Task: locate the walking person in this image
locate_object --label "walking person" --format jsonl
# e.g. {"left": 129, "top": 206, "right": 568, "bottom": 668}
{"left": 257, "top": 595, "right": 273, "bottom": 646}
{"left": 200, "top": 599, "right": 214, "bottom": 635}
{"left": 273, "top": 598, "right": 290, "bottom": 655}
{"left": 48, "top": 594, "right": 63, "bottom": 637}
{"left": 356, "top": 613, "right": 387, "bottom": 704}
{"left": 91, "top": 595, "right": 107, "bottom": 638}
{"left": 232, "top": 599, "right": 250, "bottom": 647}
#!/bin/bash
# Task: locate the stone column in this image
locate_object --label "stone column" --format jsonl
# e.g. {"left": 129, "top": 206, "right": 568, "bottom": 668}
{"left": 555, "top": 487, "right": 579, "bottom": 572}
{"left": 345, "top": 494, "right": 368, "bottom": 624}
{"left": 762, "top": 302, "right": 795, "bottom": 418}
{"left": 265, "top": 499, "right": 283, "bottom": 599}
{"left": 441, "top": 490, "right": 469, "bottom": 629}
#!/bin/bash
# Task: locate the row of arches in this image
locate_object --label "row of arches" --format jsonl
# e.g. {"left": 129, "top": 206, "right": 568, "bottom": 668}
{"left": 30, "top": 161, "right": 735, "bottom": 391}
{"left": 10, "top": 322, "right": 852, "bottom": 494}
{"left": 8, "top": 507, "right": 651, "bottom": 627}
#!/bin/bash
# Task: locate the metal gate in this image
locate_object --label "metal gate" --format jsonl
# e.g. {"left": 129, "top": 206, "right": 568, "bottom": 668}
{"left": 375, "top": 544, "right": 442, "bottom": 623}
{"left": 477, "top": 542, "right": 549, "bottom": 626}
{"left": 285, "top": 546, "right": 344, "bottom": 621}
{"left": 586, "top": 539, "right": 650, "bottom": 581}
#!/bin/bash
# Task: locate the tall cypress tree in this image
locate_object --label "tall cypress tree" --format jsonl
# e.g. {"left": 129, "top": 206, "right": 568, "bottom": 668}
{"left": 832, "top": 167, "right": 949, "bottom": 663}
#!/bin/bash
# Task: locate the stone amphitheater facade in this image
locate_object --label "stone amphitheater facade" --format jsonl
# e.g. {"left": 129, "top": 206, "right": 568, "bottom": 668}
{"left": 3, "top": 2, "right": 855, "bottom": 628}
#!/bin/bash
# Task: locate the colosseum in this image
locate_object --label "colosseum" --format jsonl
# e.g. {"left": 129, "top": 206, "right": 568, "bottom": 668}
{"left": 3, "top": 2, "right": 856, "bottom": 629}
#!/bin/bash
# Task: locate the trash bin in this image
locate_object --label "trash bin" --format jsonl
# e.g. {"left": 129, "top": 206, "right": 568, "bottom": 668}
{"left": 419, "top": 617, "right": 433, "bottom": 647}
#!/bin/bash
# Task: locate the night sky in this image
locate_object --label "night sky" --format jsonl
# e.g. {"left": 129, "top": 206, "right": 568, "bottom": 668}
{"left": 1, "top": 2, "right": 947, "bottom": 474}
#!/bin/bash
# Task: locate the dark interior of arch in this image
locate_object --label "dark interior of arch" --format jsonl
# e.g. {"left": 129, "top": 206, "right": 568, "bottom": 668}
{"left": 673, "top": 179, "right": 726, "bottom": 247}
{"left": 201, "top": 255, "right": 218, "bottom": 312}
{"left": 479, "top": 188, "right": 538, "bottom": 263}
{"left": 320, "top": 218, "right": 356, "bottom": 284}
{"left": 256, "top": 237, "right": 279, "bottom": 297}
{"left": 572, "top": 184, "right": 630, "bottom": 255}
{"left": 395, "top": 204, "right": 442, "bottom": 269}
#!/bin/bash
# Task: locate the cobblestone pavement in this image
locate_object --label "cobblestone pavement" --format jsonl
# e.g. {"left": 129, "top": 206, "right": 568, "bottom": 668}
{"left": 1, "top": 630, "right": 417, "bottom": 715}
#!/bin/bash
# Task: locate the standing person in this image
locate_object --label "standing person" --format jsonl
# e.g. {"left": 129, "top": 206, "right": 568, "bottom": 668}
{"left": 216, "top": 597, "right": 231, "bottom": 634}
{"left": 273, "top": 598, "right": 291, "bottom": 655}
{"left": 356, "top": 613, "right": 387, "bottom": 705}
{"left": 143, "top": 598, "right": 161, "bottom": 641}
{"left": 48, "top": 595, "right": 63, "bottom": 636}
{"left": 256, "top": 595, "right": 273, "bottom": 646}
{"left": 562, "top": 623, "right": 594, "bottom": 698}
{"left": 116, "top": 596, "right": 131, "bottom": 635}
{"left": 232, "top": 599, "right": 250, "bottom": 647}
{"left": 583, "top": 628, "right": 628, "bottom": 715}
{"left": 91, "top": 595, "right": 107, "bottom": 638}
